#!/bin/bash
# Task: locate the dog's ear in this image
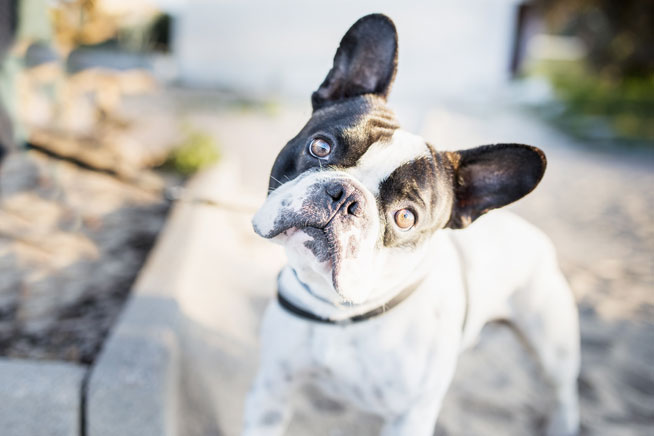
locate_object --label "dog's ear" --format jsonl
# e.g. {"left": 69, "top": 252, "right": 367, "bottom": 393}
{"left": 445, "top": 144, "right": 546, "bottom": 229}
{"left": 312, "top": 14, "right": 398, "bottom": 110}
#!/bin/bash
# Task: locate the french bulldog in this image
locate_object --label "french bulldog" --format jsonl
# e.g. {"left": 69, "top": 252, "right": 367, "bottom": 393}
{"left": 245, "top": 13, "right": 580, "bottom": 436}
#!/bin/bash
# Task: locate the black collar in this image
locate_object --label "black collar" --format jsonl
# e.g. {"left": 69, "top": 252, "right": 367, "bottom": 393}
{"left": 276, "top": 277, "right": 425, "bottom": 325}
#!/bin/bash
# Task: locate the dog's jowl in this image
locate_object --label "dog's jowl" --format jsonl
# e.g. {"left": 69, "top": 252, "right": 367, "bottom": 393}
{"left": 245, "top": 14, "right": 580, "bottom": 436}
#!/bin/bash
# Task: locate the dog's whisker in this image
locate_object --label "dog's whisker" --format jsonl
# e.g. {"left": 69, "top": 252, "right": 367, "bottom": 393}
{"left": 270, "top": 175, "right": 283, "bottom": 186}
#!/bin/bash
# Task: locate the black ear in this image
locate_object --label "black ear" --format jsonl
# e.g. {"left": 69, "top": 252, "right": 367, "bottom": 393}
{"left": 446, "top": 144, "right": 546, "bottom": 229}
{"left": 311, "top": 14, "right": 398, "bottom": 111}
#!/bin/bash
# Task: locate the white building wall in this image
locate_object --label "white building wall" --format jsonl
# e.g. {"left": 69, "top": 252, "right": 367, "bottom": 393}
{"left": 173, "top": 0, "right": 521, "bottom": 103}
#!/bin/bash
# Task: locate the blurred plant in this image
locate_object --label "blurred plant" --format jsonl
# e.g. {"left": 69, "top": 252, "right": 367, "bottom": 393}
{"left": 50, "top": 0, "right": 169, "bottom": 54}
{"left": 534, "top": 0, "right": 653, "bottom": 79}
{"left": 146, "top": 12, "right": 171, "bottom": 53}
{"left": 50, "top": 0, "right": 117, "bottom": 53}
{"left": 529, "top": 59, "right": 654, "bottom": 145}
{"left": 163, "top": 126, "right": 221, "bottom": 175}
{"left": 527, "top": 1, "right": 653, "bottom": 146}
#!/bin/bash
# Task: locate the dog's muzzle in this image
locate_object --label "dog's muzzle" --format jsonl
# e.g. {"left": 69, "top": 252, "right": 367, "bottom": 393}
{"left": 322, "top": 179, "right": 365, "bottom": 221}
{"left": 252, "top": 177, "right": 374, "bottom": 297}
{"left": 254, "top": 179, "right": 367, "bottom": 239}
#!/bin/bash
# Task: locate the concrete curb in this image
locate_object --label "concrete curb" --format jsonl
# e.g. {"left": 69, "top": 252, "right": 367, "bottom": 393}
{"left": 0, "top": 358, "right": 85, "bottom": 436}
{"left": 86, "top": 296, "right": 180, "bottom": 436}
{"left": 86, "top": 158, "right": 245, "bottom": 436}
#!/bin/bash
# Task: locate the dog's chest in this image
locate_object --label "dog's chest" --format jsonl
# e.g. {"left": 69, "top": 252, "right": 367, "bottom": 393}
{"left": 301, "top": 302, "right": 443, "bottom": 414}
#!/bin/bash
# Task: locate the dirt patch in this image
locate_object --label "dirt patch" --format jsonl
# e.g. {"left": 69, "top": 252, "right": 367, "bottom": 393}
{"left": 0, "top": 150, "right": 175, "bottom": 364}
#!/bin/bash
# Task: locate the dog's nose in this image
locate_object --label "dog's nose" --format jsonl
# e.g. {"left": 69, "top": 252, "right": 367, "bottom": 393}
{"left": 325, "top": 183, "right": 344, "bottom": 202}
{"left": 324, "top": 181, "right": 363, "bottom": 217}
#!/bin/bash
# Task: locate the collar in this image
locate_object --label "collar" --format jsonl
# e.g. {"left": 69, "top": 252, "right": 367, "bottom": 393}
{"left": 276, "top": 276, "right": 425, "bottom": 325}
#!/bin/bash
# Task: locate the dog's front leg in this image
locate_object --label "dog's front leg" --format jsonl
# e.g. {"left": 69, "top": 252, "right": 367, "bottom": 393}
{"left": 380, "top": 343, "right": 459, "bottom": 436}
{"left": 243, "top": 304, "right": 305, "bottom": 436}
{"left": 242, "top": 365, "right": 295, "bottom": 436}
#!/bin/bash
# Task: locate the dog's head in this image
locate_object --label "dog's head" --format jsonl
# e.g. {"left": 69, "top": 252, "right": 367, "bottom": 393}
{"left": 253, "top": 14, "right": 545, "bottom": 305}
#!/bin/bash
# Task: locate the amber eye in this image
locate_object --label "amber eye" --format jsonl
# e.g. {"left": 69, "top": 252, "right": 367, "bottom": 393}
{"left": 308, "top": 138, "right": 331, "bottom": 158}
{"left": 394, "top": 208, "right": 415, "bottom": 230}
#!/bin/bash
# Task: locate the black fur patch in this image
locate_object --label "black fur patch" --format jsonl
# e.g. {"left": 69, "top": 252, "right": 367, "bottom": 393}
{"left": 269, "top": 95, "right": 398, "bottom": 191}
{"left": 378, "top": 146, "right": 454, "bottom": 248}
{"left": 269, "top": 13, "right": 400, "bottom": 193}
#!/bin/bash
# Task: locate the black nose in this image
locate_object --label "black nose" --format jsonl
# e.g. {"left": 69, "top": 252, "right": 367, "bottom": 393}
{"left": 325, "top": 183, "right": 344, "bottom": 202}
{"left": 324, "top": 181, "right": 363, "bottom": 217}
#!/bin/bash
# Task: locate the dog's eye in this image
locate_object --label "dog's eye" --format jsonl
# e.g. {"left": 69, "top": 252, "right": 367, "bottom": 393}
{"left": 308, "top": 138, "right": 332, "bottom": 158}
{"left": 394, "top": 209, "right": 415, "bottom": 230}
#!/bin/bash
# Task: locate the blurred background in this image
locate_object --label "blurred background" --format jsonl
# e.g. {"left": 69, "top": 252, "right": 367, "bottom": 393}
{"left": 0, "top": 1, "right": 652, "bottom": 435}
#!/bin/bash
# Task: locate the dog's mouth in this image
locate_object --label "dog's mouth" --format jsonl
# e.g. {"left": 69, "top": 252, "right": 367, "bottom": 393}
{"left": 274, "top": 225, "right": 335, "bottom": 264}
{"left": 255, "top": 196, "right": 342, "bottom": 240}
{"left": 301, "top": 226, "right": 333, "bottom": 263}
{"left": 252, "top": 176, "right": 375, "bottom": 302}
{"left": 274, "top": 219, "right": 360, "bottom": 298}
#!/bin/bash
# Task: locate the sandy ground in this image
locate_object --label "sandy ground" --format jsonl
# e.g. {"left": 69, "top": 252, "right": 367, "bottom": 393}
{"left": 171, "top": 96, "right": 653, "bottom": 436}
{"left": 0, "top": 85, "right": 182, "bottom": 363}
{"left": 0, "top": 150, "right": 171, "bottom": 363}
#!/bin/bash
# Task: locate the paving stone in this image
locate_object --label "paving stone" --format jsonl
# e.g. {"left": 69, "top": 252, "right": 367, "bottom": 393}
{"left": 0, "top": 358, "right": 85, "bottom": 436}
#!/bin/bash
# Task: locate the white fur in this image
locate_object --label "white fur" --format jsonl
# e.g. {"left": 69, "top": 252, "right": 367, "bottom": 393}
{"left": 252, "top": 172, "right": 316, "bottom": 239}
{"left": 244, "top": 210, "right": 580, "bottom": 436}
{"left": 252, "top": 170, "right": 383, "bottom": 304}
{"left": 348, "top": 129, "right": 431, "bottom": 196}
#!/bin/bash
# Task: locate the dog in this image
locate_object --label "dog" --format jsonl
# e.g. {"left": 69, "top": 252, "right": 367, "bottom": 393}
{"left": 245, "top": 14, "right": 580, "bottom": 436}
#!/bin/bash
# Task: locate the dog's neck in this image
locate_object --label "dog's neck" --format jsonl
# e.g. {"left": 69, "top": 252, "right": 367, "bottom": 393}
{"left": 277, "top": 233, "right": 446, "bottom": 322}
{"left": 277, "top": 267, "right": 420, "bottom": 322}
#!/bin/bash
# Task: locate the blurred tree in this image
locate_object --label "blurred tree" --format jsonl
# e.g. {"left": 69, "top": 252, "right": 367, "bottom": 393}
{"left": 0, "top": 0, "right": 18, "bottom": 161}
{"left": 51, "top": 0, "right": 118, "bottom": 54}
{"left": 0, "top": 0, "right": 18, "bottom": 56}
{"left": 534, "top": 0, "right": 654, "bottom": 78}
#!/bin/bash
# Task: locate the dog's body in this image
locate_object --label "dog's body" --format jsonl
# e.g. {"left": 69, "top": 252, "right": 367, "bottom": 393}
{"left": 245, "top": 14, "right": 580, "bottom": 436}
